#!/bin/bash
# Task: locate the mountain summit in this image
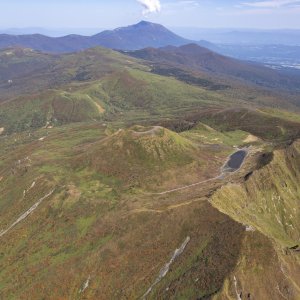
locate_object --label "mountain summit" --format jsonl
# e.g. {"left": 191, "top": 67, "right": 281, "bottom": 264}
{"left": 0, "top": 21, "right": 191, "bottom": 53}
{"left": 91, "top": 21, "right": 191, "bottom": 50}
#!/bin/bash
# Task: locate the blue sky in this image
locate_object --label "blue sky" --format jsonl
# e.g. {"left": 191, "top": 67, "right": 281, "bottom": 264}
{"left": 0, "top": 0, "right": 300, "bottom": 29}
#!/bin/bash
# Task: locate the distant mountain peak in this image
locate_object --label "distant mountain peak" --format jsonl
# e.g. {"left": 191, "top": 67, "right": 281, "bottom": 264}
{"left": 90, "top": 21, "right": 191, "bottom": 50}
{"left": 179, "top": 43, "right": 202, "bottom": 49}
{"left": 0, "top": 21, "right": 196, "bottom": 52}
{"left": 117, "top": 20, "right": 166, "bottom": 32}
{"left": 113, "top": 20, "right": 162, "bottom": 33}
{"left": 135, "top": 20, "right": 155, "bottom": 26}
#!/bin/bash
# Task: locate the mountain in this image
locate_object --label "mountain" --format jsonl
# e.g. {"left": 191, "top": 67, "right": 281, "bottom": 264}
{"left": 0, "top": 33, "right": 93, "bottom": 53}
{"left": 1, "top": 100, "right": 300, "bottom": 299}
{"left": 90, "top": 21, "right": 191, "bottom": 50}
{"left": 1, "top": 22, "right": 300, "bottom": 70}
{"left": 0, "top": 27, "right": 104, "bottom": 37}
{"left": 1, "top": 30, "right": 300, "bottom": 299}
{"left": 1, "top": 46, "right": 300, "bottom": 134}
{"left": 0, "top": 21, "right": 191, "bottom": 53}
{"left": 128, "top": 43, "right": 300, "bottom": 91}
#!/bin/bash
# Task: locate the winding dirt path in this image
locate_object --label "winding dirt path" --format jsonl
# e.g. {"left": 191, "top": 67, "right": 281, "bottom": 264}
{"left": 132, "top": 198, "right": 206, "bottom": 214}
{"left": 151, "top": 177, "right": 221, "bottom": 196}
{"left": 131, "top": 126, "right": 163, "bottom": 137}
{"left": 150, "top": 148, "right": 249, "bottom": 196}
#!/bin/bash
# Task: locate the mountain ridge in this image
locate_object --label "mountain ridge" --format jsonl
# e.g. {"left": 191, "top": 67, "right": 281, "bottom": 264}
{"left": 0, "top": 21, "right": 194, "bottom": 53}
{"left": 1, "top": 21, "right": 300, "bottom": 70}
{"left": 1, "top": 21, "right": 300, "bottom": 300}
{"left": 127, "top": 43, "right": 300, "bottom": 91}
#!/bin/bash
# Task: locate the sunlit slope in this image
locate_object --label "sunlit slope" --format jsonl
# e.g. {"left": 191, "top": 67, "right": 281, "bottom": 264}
{"left": 181, "top": 107, "right": 300, "bottom": 142}
{"left": 80, "top": 125, "right": 224, "bottom": 190}
{"left": 0, "top": 122, "right": 243, "bottom": 299}
{"left": 0, "top": 47, "right": 140, "bottom": 100}
{"left": 0, "top": 67, "right": 233, "bottom": 134}
{"left": 129, "top": 43, "right": 300, "bottom": 91}
{"left": 0, "top": 46, "right": 300, "bottom": 300}
{"left": 211, "top": 140, "right": 300, "bottom": 299}
{"left": 1, "top": 47, "right": 299, "bottom": 135}
{"left": 212, "top": 140, "right": 300, "bottom": 246}
{"left": 0, "top": 118, "right": 300, "bottom": 299}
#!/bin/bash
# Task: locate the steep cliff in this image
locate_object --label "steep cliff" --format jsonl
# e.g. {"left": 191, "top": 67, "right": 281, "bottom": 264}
{"left": 211, "top": 140, "right": 300, "bottom": 299}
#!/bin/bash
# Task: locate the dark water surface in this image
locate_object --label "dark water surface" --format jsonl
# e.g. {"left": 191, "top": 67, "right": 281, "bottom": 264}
{"left": 225, "top": 150, "right": 247, "bottom": 171}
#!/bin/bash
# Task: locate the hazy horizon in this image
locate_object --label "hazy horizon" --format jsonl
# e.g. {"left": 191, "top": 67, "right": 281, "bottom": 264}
{"left": 1, "top": 22, "right": 300, "bottom": 46}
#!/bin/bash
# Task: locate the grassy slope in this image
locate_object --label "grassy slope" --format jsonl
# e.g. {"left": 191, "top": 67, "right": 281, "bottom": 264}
{"left": 211, "top": 141, "right": 300, "bottom": 246}
{"left": 81, "top": 125, "right": 225, "bottom": 191}
{"left": 179, "top": 107, "right": 300, "bottom": 142}
{"left": 1, "top": 46, "right": 299, "bottom": 135}
{"left": 0, "top": 114, "right": 300, "bottom": 299}
{"left": 211, "top": 140, "right": 300, "bottom": 299}
{"left": 0, "top": 121, "right": 257, "bottom": 299}
{"left": 1, "top": 47, "right": 300, "bottom": 299}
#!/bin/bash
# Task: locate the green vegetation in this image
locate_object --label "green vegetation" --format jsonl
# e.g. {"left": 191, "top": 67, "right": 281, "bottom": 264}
{"left": 1, "top": 47, "right": 299, "bottom": 136}
{"left": 0, "top": 46, "right": 300, "bottom": 300}
{"left": 211, "top": 141, "right": 300, "bottom": 246}
{"left": 181, "top": 123, "right": 252, "bottom": 148}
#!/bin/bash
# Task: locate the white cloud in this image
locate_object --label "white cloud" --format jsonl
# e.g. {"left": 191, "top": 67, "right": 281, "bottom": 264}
{"left": 242, "top": 0, "right": 300, "bottom": 8}
{"left": 137, "top": 0, "right": 161, "bottom": 15}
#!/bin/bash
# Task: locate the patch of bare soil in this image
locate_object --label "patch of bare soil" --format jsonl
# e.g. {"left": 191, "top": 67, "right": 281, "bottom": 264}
{"left": 243, "top": 134, "right": 260, "bottom": 143}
